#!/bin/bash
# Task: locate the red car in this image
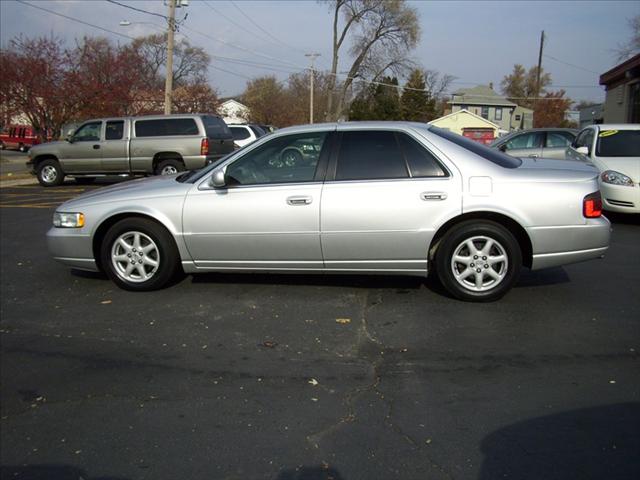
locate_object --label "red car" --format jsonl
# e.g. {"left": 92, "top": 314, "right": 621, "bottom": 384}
{"left": 0, "top": 125, "right": 50, "bottom": 152}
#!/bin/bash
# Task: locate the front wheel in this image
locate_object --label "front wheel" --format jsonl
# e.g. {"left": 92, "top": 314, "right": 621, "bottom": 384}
{"left": 435, "top": 221, "right": 522, "bottom": 302}
{"left": 36, "top": 159, "right": 65, "bottom": 186}
{"left": 100, "top": 218, "right": 181, "bottom": 291}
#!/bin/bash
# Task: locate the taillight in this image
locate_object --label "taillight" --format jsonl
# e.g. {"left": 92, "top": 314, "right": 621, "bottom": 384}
{"left": 200, "top": 138, "right": 209, "bottom": 156}
{"left": 583, "top": 191, "right": 602, "bottom": 218}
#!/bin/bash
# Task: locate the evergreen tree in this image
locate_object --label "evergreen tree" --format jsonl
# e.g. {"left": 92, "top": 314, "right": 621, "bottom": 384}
{"left": 400, "top": 69, "right": 435, "bottom": 122}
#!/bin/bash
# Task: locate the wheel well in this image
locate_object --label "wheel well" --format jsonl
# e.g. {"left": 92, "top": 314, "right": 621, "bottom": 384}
{"left": 92, "top": 213, "right": 177, "bottom": 272}
{"left": 429, "top": 212, "right": 533, "bottom": 268}
{"left": 32, "top": 155, "right": 59, "bottom": 169}
{"left": 152, "top": 152, "right": 184, "bottom": 171}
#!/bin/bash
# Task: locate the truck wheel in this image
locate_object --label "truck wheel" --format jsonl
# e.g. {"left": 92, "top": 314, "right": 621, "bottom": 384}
{"left": 435, "top": 221, "right": 522, "bottom": 302}
{"left": 36, "top": 159, "right": 65, "bottom": 187}
{"left": 100, "top": 218, "right": 181, "bottom": 291}
{"left": 156, "top": 159, "right": 185, "bottom": 176}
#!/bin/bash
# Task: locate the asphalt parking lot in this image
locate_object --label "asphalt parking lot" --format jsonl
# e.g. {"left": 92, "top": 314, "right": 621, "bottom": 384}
{"left": 1, "top": 181, "right": 639, "bottom": 480}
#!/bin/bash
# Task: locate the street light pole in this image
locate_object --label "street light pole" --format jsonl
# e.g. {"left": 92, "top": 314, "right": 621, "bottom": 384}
{"left": 164, "top": 0, "right": 177, "bottom": 115}
{"left": 305, "top": 53, "right": 320, "bottom": 124}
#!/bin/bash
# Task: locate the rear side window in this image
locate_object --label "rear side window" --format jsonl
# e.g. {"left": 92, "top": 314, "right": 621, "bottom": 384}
{"left": 596, "top": 130, "right": 640, "bottom": 157}
{"left": 230, "top": 127, "right": 250, "bottom": 140}
{"left": 336, "top": 131, "right": 408, "bottom": 181}
{"left": 202, "top": 115, "right": 232, "bottom": 140}
{"left": 397, "top": 133, "right": 447, "bottom": 177}
{"left": 135, "top": 118, "right": 199, "bottom": 137}
{"left": 105, "top": 121, "right": 124, "bottom": 140}
{"left": 429, "top": 127, "right": 522, "bottom": 168}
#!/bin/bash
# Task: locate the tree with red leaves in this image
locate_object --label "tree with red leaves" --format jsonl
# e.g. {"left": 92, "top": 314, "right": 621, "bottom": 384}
{"left": 533, "top": 90, "right": 574, "bottom": 128}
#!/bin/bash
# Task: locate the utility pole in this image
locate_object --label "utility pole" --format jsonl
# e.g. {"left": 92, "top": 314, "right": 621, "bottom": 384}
{"left": 164, "top": 0, "right": 177, "bottom": 114}
{"left": 305, "top": 53, "right": 321, "bottom": 124}
{"left": 534, "top": 30, "right": 545, "bottom": 120}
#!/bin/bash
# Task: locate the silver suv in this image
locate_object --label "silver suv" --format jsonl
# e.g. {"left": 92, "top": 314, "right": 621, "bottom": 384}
{"left": 27, "top": 114, "right": 234, "bottom": 186}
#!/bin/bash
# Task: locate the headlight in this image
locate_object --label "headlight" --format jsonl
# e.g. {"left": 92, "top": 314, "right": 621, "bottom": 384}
{"left": 53, "top": 212, "right": 85, "bottom": 228}
{"left": 601, "top": 170, "right": 634, "bottom": 187}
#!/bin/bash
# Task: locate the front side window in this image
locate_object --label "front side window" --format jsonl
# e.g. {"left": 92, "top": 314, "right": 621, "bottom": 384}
{"left": 505, "top": 132, "right": 543, "bottom": 150}
{"left": 226, "top": 132, "right": 328, "bottom": 186}
{"left": 575, "top": 129, "right": 595, "bottom": 150}
{"left": 546, "top": 131, "right": 574, "bottom": 148}
{"left": 336, "top": 131, "right": 408, "bottom": 181}
{"left": 105, "top": 121, "right": 124, "bottom": 140}
{"left": 73, "top": 122, "right": 102, "bottom": 142}
{"left": 596, "top": 129, "right": 640, "bottom": 157}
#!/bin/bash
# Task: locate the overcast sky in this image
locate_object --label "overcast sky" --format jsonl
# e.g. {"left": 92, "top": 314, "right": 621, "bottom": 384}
{"left": 1, "top": 0, "right": 638, "bottom": 104}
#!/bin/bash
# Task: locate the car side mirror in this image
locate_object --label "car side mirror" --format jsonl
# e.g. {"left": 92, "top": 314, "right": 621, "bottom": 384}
{"left": 210, "top": 168, "right": 226, "bottom": 188}
{"left": 575, "top": 146, "right": 589, "bottom": 156}
{"left": 498, "top": 144, "right": 507, "bottom": 152}
{"left": 66, "top": 136, "right": 74, "bottom": 143}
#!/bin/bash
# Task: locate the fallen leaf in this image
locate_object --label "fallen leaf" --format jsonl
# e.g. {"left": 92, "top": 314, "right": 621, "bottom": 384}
{"left": 336, "top": 318, "right": 351, "bottom": 324}
{"left": 308, "top": 378, "right": 319, "bottom": 386}
{"left": 100, "top": 300, "right": 112, "bottom": 305}
{"left": 262, "top": 340, "right": 277, "bottom": 348}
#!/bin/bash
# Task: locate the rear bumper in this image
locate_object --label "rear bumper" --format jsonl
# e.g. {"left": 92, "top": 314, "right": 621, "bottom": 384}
{"left": 527, "top": 217, "right": 611, "bottom": 270}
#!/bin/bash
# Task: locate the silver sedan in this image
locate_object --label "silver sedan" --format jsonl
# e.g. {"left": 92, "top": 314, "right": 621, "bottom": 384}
{"left": 47, "top": 122, "right": 611, "bottom": 301}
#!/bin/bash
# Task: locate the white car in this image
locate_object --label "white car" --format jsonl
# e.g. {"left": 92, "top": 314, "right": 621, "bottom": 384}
{"left": 228, "top": 124, "right": 266, "bottom": 148}
{"left": 567, "top": 124, "right": 640, "bottom": 214}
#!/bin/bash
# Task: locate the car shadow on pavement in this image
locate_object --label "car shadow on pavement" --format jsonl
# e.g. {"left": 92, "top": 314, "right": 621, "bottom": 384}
{"left": 0, "top": 464, "right": 130, "bottom": 480}
{"left": 275, "top": 465, "right": 345, "bottom": 480}
{"left": 606, "top": 212, "right": 640, "bottom": 226}
{"left": 515, "top": 266, "right": 570, "bottom": 288}
{"left": 478, "top": 402, "right": 640, "bottom": 480}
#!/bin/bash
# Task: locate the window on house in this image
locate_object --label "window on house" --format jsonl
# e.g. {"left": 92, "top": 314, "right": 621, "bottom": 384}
{"left": 481, "top": 107, "right": 489, "bottom": 119}
{"left": 495, "top": 108, "right": 502, "bottom": 121}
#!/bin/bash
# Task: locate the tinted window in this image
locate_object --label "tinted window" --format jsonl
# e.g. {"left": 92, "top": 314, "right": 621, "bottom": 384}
{"left": 202, "top": 115, "right": 232, "bottom": 140}
{"left": 429, "top": 127, "right": 522, "bottom": 168}
{"left": 336, "top": 131, "right": 408, "bottom": 181}
{"left": 135, "top": 118, "right": 199, "bottom": 137}
{"left": 596, "top": 130, "right": 640, "bottom": 157}
{"left": 397, "top": 133, "right": 447, "bottom": 177}
{"left": 575, "top": 129, "right": 594, "bottom": 149}
{"left": 546, "top": 131, "right": 574, "bottom": 148}
{"left": 505, "top": 132, "right": 543, "bottom": 150}
{"left": 230, "top": 127, "right": 251, "bottom": 140}
{"left": 226, "top": 132, "right": 327, "bottom": 185}
{"left": 105, "top": 121, "right": 124, "bottom": 140}
{"left": 249, "top": 125, "right": 266, "bottom": 137}
{"left": 73, "top": 122, "right": 102, "bottom": 141}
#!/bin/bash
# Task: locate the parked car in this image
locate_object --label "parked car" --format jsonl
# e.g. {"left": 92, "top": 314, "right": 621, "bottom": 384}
{"left": 490, "top": 128, "right": 577, "bottom": 160}
{"left": 566, "top": 124, "right": 639, "bottom": 213}
{"left": 47, "top": 122, "right": 610, "bottom": 302}
{"left": 0, "top": 125, "right": 51, "bottom": 152}
{"left": 27, "top": 114, "right": 234, "bottom": 187}
{"left": 228, "top": 124, "right": 267, "bottom": 148}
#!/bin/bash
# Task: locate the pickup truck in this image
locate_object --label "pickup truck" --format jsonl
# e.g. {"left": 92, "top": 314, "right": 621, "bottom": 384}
{"left": 27, "top": 114, "right": 235, "bottom": 186}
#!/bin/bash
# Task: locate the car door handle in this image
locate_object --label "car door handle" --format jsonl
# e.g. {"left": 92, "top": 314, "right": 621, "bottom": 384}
{"left": 421, "top": 192, "right": 447, "bottom": 201}
{"left": 287, "top": 196, "right": 312, "bottom": 206}
{"left": 93, "top": 145, "right": 100, "bottom": 150}
{"left": 528, "top": 154, "right": 538, "bottom": 158}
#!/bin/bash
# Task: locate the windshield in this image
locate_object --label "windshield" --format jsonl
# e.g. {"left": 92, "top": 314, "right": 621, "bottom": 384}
{"left": 596, "top": 129, "right": 640, "bottom": 157}
{"left": 429, "top": 127, "right": 522, "bottom": 168}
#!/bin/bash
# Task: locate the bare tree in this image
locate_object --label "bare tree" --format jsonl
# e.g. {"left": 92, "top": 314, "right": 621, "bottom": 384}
{"left": 324, "top": 0, "right": 420, "bottom": 121}
{"left": 616, "top": 15, "right": 640, "bottom": 62}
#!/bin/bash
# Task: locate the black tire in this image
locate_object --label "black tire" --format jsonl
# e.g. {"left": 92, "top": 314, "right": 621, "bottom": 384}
{"left": 435, "top": 221, "right": 522, "bottom": 302}
{"left": 36, "top": 159, "right": 65, "bottom": 187}
{"left": 155, "top": 159, "right": 185, "bottom": 176}
{"left": 75, "top": 177, "right": 96, "bottom": 185}
{"left": 100, "top": 218, "right": 181, "bottom": 291}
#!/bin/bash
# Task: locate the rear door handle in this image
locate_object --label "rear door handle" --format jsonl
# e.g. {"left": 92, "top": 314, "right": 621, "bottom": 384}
{"left": 93, "top": 144, "right": 100, "bottom": 150}
{"left": 421, "top": 192, "right": 447, "bottom": 201}
{"left": 287, "top": 195, "right": 312, "bottom": 206}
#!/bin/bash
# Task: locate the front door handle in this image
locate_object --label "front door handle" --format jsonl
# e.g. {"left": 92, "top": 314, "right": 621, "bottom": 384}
{"left": 421, "top": 192, "right": 447, "bottom": 201}
{"left": 287, "top": 195, "right": 312, "bottom": 206}
{"left": 93, "top": 144, "right": 100, "bottom": 150}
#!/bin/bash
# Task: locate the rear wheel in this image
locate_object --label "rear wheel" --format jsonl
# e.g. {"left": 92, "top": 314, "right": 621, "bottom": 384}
{"left": 435, "top": 221, "right": 522, "bottom": 302}
{"left": 100, "top": 218, "right": 181, "bottom": 291}
{"left": 155, "top": 159, "right": 185, "bottom": 176}
{"left": 36, "top": 159, "right": 65, "bottom": 187}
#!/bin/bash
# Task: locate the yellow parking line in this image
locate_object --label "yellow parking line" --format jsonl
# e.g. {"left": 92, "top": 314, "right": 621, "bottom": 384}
{"left": 0, "top": 204, "right": 54, "bottom": 209}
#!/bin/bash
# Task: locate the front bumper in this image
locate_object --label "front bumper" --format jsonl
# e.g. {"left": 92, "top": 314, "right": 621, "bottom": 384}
{"left": 600, "top": 182, "right": 640, "bottom": 214}
{"left": 47, "top": 227, "right": 99, "bottom": 272}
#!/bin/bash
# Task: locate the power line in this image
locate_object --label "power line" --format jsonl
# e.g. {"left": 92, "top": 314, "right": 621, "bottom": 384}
{"left": 543, "top": 54, "right": 601, "bottom": 75}
{"left": 15, "top": 0, "right": 137, "bottom": 40}
{"left": 105, "top": 0, "right": 167, "bottom": 21}
{"left": 202, "top": 1, "right": 279, "bottom": 49}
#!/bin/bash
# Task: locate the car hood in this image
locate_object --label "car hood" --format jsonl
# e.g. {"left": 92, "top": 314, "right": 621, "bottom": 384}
{"left": 60, "top": 175, "right": 192, "bottom": 209}
{"left": 594, "top": 156, "right": 640, "bottom": 183}
{"left": 29, "top": 141, "right": 66, "bottom": 154}
{"left": 515, "top": 157, "right": 599, "bottom": 182}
